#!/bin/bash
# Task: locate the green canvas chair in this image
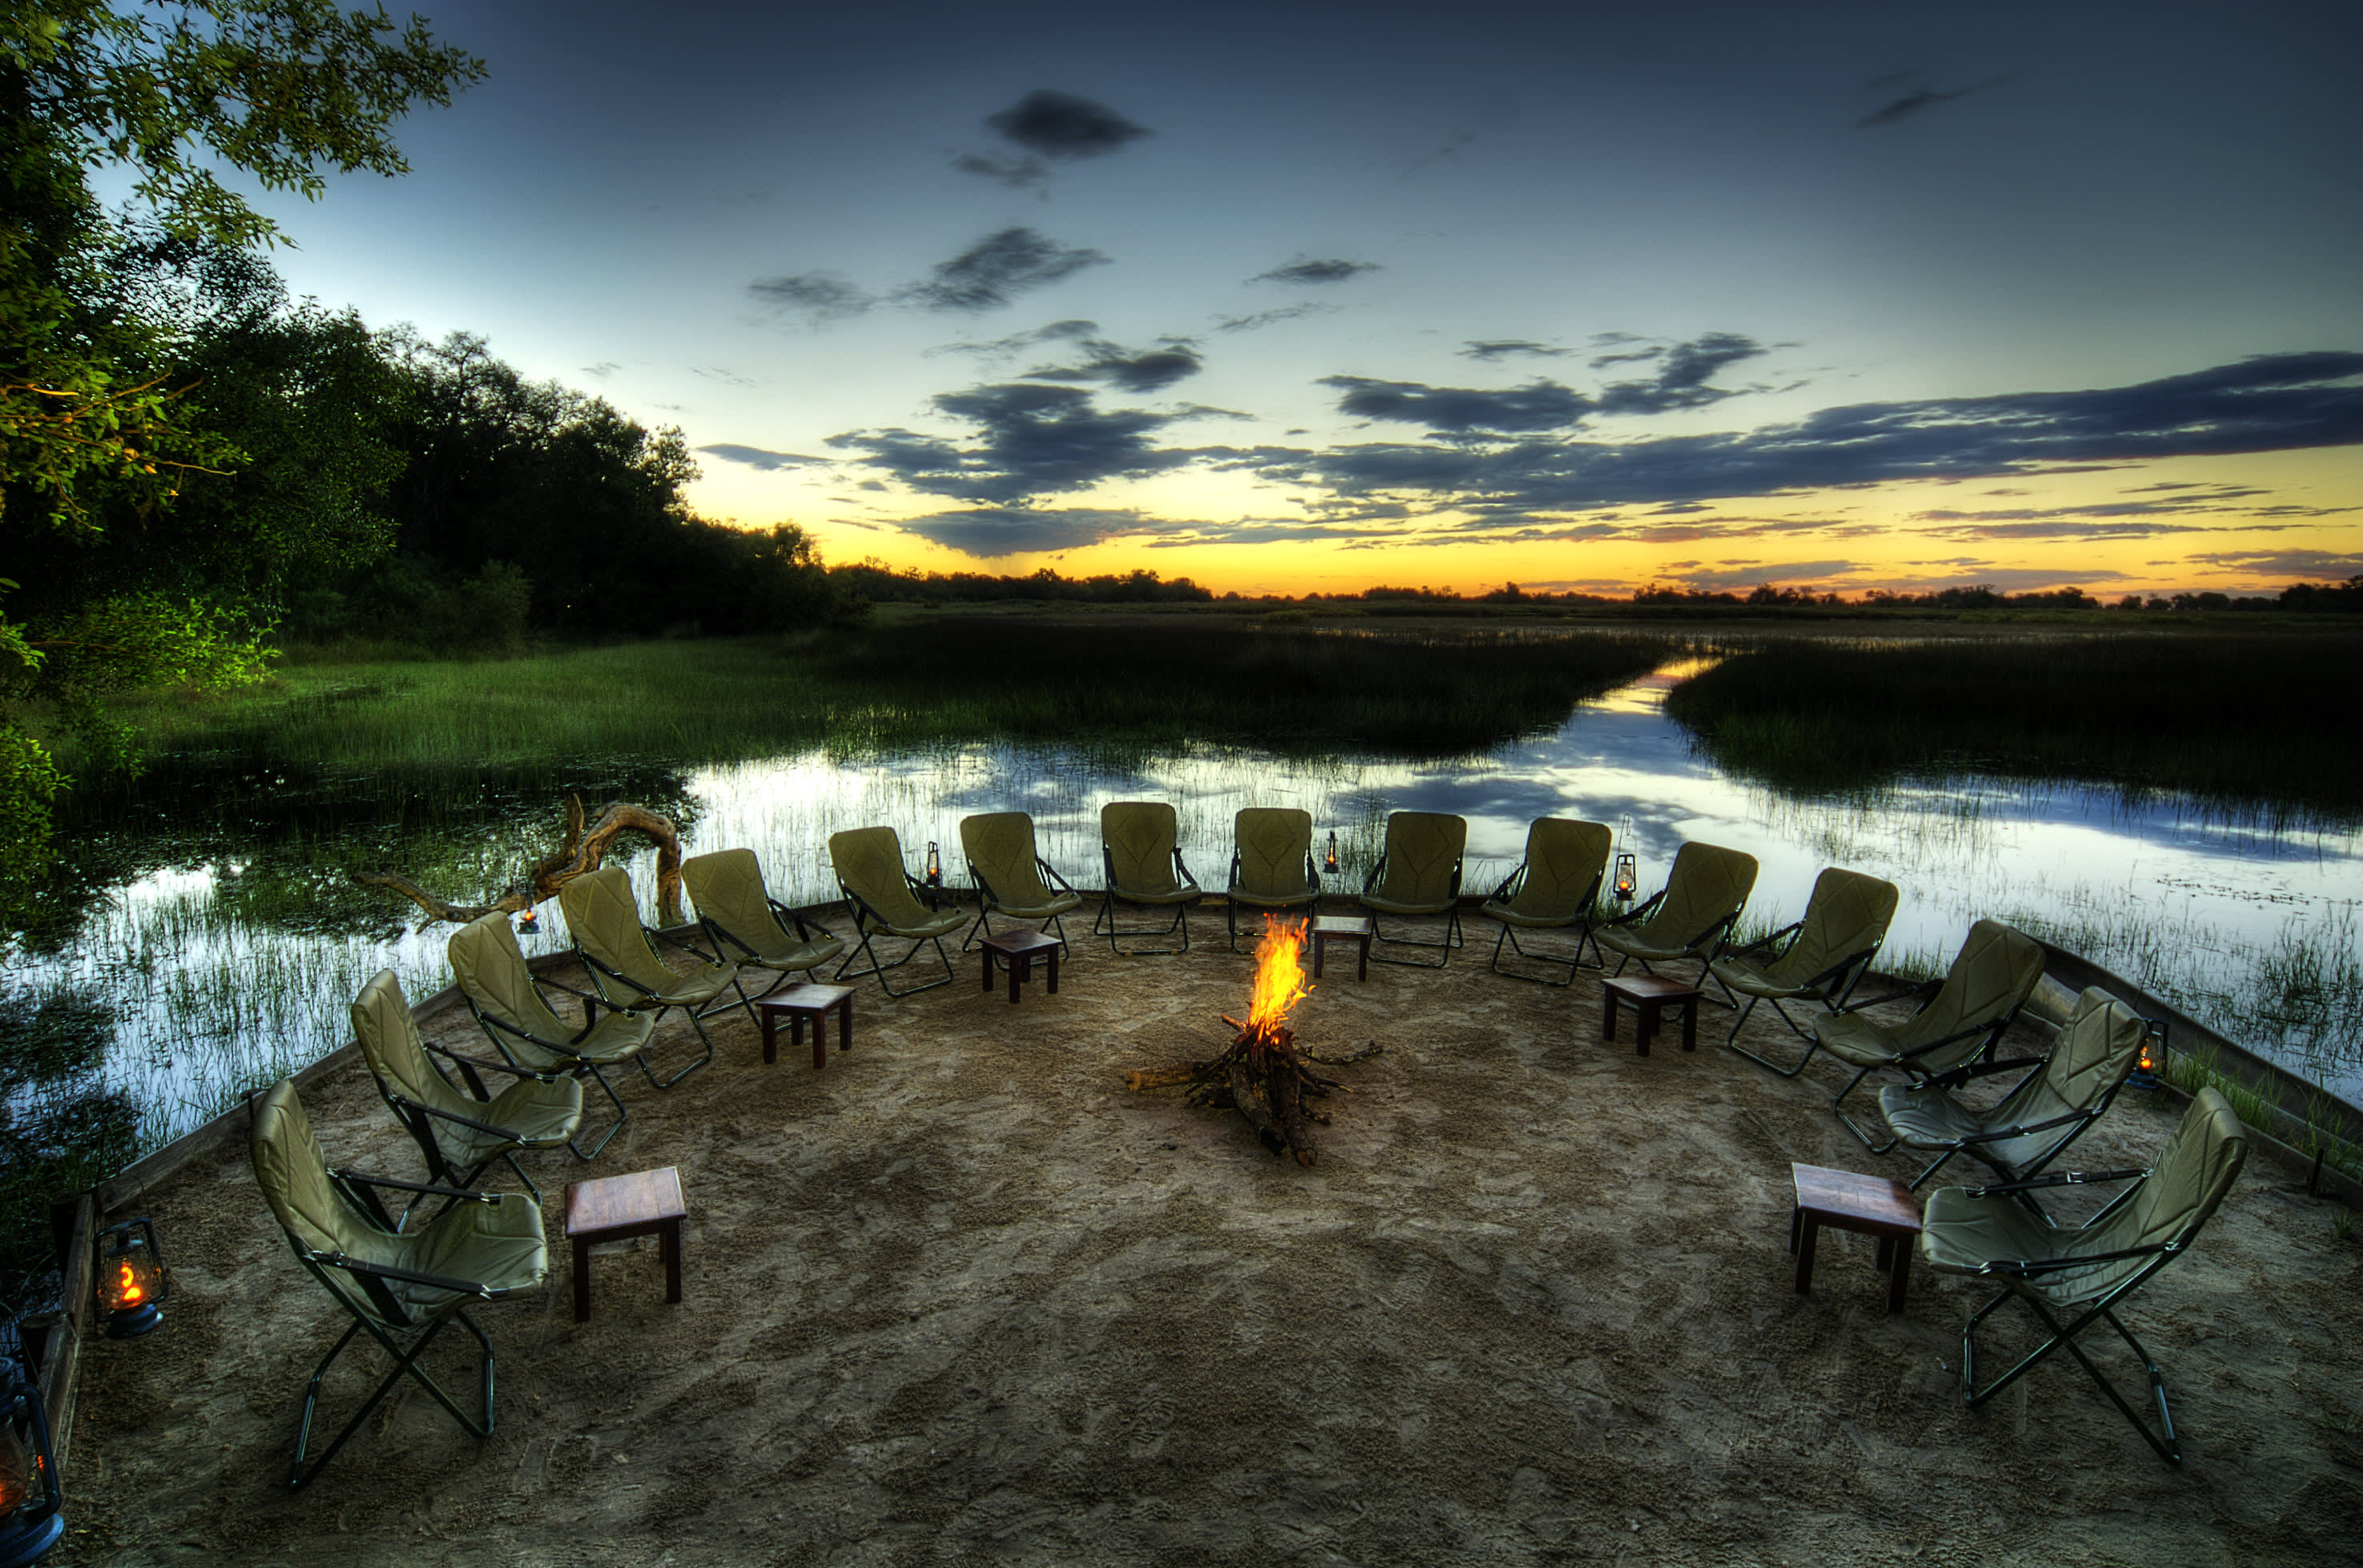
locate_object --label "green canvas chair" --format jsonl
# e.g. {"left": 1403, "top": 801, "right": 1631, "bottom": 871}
{"left": 1919, "top": 1088, "right": 2247, "bottom": 1464}
{"left": 1883, "top": 986, "right": 2148, "bottom": 1194}
{"left": 1356, "top": 810, "right": 1468, "bottom": 967}
{"left": 351, "top": 969, "right": 583, "bottom": 1208}
{"left": 828, "top": 826, "right": 964, "bottom": 994}
{"left": 559, "top": 866, "right": 739, "bottom": 1083}
{"left": 1715, "top": 866, "right": 1900, "bottom": 1071}
{"left": 1816, "top": 918, "right": 2048, "bottom": 1153}
{"left": 1095, "top": 801, "right": 1203, "bottom": 955}
{"left": 959, "top": 811, "right": 1083, "bottom": 957}
{"left": 1225, "top": 807, "right": 1320, "bottom": 952}
{"left": 680, "top": 847, "right": 847, "bottom": 987}
{"left": 250, "top": 1078, "right": 547, "bottom": 1488}
{"left": 1594, "top": 840, "right": 1757, "bottom": 987}
{"left": 447, "top": 911, "right": 655, "bottom": 1159}
{"left": 1479, "top": 817, "right": 1612, "bottom": 986}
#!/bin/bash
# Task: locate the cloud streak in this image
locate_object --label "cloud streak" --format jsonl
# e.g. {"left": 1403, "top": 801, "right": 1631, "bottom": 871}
{"left": 1251, "top": 258, "right": 1383, "bottom": 286}
{"left": 828, "top": 382, "right": 1189, "bottom": 503}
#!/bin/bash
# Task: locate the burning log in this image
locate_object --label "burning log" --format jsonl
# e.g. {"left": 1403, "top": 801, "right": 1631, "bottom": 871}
{"left": 1125, "top": 917, "right": 1381, "bottom": 1166}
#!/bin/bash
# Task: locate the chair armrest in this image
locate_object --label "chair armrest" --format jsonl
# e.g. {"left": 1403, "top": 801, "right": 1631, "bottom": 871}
{"left": 1951, "top": 1108, "right": 2095, "bottom": 1146}
{"left": 578, "top": 950, "right": 662, "bottom": 1002}
{"left": 1968, "top": 1241, "right": 2173, "bottom": 1279}
{"left": 395, "top": 1096, "right": 531, "bottom": 1144}
{"left": 1677, "top": 909, "right": 1740, "bottom": 958}
{"left": 330, "top": 1167, "right": 500, "bottom": 1204}
{"left": 1172, "top": 850, "right": 1201, "bottom": 891}
{"left": 1606, "top": 889, "right": 1665, "bottom": 928}
{"left": 771, "top": 898, "right": 838, "bottom": 941}
{"left": 298, "top": 1248, "right": 505, "bottom": 1299}
{"left": 1226, "top": 850, "right": 1244, "bottom": 894}
{"left": 902, "top": 871, "right": 945, "bottom": 910}
{"left": 1731, "top": 920, "right": 1801, "bottom": 959}
{"left": 1832, "top": 975, "right": 1941, "bottom": 1015}
{"left": 427, "top": 1040, "right": 560, "bottom": 1086}
{"left": 652, "top": 925, "right": 724, "bottom": 964}
{"left": 1921, "top": 1054, "right": 2044, "bottom": 1090}
{"left": 1035, "top": 857, "right": 1078, "bottom": 896}
{"left": 1892, "top": 1017, "right": 2015, "bottom": 1066}
{"left": 1962, "top": 1166, "right": 2148, "bottom": 1198}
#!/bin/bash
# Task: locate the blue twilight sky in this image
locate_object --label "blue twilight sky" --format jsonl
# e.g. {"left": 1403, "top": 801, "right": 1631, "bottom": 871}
{"left": 246, "top": 0, "right": 2363, "bottom": 597}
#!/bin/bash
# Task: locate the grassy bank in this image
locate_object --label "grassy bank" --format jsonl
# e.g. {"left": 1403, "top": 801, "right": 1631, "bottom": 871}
{"left": 1664, "top": 628, "right": 2363, "bottom": 821}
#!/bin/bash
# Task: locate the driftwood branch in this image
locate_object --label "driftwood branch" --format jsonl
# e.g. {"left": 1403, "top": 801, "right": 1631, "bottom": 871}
{"left": 354, "top": 795, "right": 684, "bottom": 930}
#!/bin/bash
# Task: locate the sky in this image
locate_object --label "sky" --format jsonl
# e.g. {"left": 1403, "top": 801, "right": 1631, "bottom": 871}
{"left": 250, "top": 0, "right": 2362, "bottom": 598}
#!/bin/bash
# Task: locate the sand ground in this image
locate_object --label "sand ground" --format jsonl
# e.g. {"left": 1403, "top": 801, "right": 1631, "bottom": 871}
{"left": 55, "top": 914, "right": 2363, "bottom": 1566}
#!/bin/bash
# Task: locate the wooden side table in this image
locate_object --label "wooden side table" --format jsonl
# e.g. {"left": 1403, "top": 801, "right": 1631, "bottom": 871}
{"left": 1602, "top": 974, "right": 1702, "bottom": 1054}
{"left": 754, "top": 982, "right": 854, "bottom": 1069}
{"left": 1789, "top": 1162, "right": 1921, "bottom": 1315}
{"left": 1309, "top": 914, "right": 1374, "bottom": 981}
{"left": 979, "top": 928, "right": 1061, "bottom": 1002}
{"left": 565, "top": 1166, "right": 686, "bottom": 1323}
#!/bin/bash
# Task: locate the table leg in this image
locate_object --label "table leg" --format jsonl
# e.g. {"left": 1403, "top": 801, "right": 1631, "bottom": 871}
{"left": 760, "top": 1009, "right": 778, "bottom": 1066}
{"left": 1602, "top": 991, "right": 1617, "bottom": 1042}
{"left": 1886, "top": 1245, "right": 1911, "bottom": 1316}
{"left": 1788, "top": 1205, "right": 1804, "bottom": 1254}
{"left": 661, "top": 1218, "right": 683, "bottom": 1305}
{"left": 1874, "top": 1235, "right": 1895, "bottom": 1271}
{"left": 837, "top": 997, "right": 854, "bottom": 1056}
{"left": 1636, "top": 999, "right": 1657, "bottom": 1056}
{"left": 1312, "top": 936, "right": 1326, "bottom": 979}
{"left": 809, "top": 1009, "right": 826, "bottom": 1070}
{"left": 1007, "top": 953, "right": 1023, "bottom": 1003}
{"left": 572, "top": 1235, "right": 591, "bottom": 1322}
{"left": 1680, "top": 998, "right": 1697, "bottom": 1051}
{"left": 1357, "top": 935, "right": 1368, "bottom": 982}
{"left": 982, "top": 950, "right": 995, "bottom": 992}
{"left": 1046, "top": 949, "right": 1059, "bottom": 995}
{"left": 1793, "top": 1216, "right": 1818, "bottom": 1294}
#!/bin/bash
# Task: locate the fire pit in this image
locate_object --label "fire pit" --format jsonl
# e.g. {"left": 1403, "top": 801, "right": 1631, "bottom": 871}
{"left": 1126, "top": 915, "right": 1380, "bottom": 1166}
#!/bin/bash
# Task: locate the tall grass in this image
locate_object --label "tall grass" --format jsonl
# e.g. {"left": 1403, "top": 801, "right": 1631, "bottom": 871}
{"left": 1664, "top": 629, "right": 2363, "bottom": 822}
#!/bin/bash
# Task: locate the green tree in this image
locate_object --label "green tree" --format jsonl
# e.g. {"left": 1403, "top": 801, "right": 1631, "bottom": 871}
{"left": 0, "top": 2, "right": 481, "bottom": 918}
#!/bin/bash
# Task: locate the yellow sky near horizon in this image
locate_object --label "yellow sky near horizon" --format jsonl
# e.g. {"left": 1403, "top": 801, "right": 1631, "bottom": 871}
{"left": 696, "top": 445, "right": 2363, "bottom": 602}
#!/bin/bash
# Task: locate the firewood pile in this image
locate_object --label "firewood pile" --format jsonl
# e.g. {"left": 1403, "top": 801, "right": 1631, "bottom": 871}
{"left": 1125, "top": 918, "right": 1381, "bottom": 1167}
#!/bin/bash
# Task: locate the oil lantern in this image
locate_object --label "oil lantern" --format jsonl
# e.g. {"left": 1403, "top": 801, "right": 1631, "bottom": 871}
{"left": 1612, "top": 851, "right": 1638, "bottom": 904}
{"left": 1323, "top": 830, "right": 1340, "bottom": 877}
{"left": 94, "top": 1218, "right": 166, "bottom": 1339}
{"left": 2128, "top": 1018, "right": 2165, "bottom": 1090}
{"left": 924, "top": 841, "right": 943, "bottom": 887}
{"left": 0, "top": 1366, "right": 62, "bottom": 1566}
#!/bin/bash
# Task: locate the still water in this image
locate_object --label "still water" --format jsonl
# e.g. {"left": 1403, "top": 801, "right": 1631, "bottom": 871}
{"left": 20, "top": 661, "right": 2361, "bottom": 1148}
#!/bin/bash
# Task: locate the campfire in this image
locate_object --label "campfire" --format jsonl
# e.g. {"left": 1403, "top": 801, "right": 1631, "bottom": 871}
{"left": 1126, "top": 915, "right": 1380, "bottom": 1166}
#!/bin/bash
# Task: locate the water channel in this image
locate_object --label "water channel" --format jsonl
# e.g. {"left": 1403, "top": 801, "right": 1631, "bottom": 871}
{"left": 14, "top": 658, "right": 2361, "bottom": 1151}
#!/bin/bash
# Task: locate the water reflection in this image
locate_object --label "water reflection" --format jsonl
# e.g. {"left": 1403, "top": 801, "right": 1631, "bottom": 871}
{"left": 10, "top": 660, "right": 2360, "bottom": 1150}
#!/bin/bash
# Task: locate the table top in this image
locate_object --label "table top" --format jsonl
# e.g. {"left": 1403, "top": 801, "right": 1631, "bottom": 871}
{"left": 979, "top": 927, "right": 1061, "bottom": 956}
{"left": 755, "top": 982, "right": 855, "bottom": 1010}
{"left": 1309, "top": 914, "right": 1375, "bottom": 937}
{"left": 1791, "top": 1162, "right": 1920, "bottom": 1230}
{"left": 1603, "top": 974, "right": 1703, "bottom": 1002}
{"left": 567, "top": 1166, "right": 686, "bottom": 1235}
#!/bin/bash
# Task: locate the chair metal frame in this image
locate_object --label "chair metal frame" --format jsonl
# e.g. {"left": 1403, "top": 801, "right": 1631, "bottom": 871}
{"left": 563, "top": 870, "right": 736, "bottom": 1086}
{"left": 1482, "top": 862, "right": 1605, "bottom": 987}
{"left": 1224, "top": 809, "right": 1320, "bottom": 954}
{"left": 1829, "top": 982, "right": 2042, "bottom": 1154}
{"left": 1596, "top": 888, "right": 1744, "bottom": 995}
{"left": 961, "top": 819, "right": 1083, "bottom": 959}
{"left": 832, "top": 868, "right": 959, "bottom": 997}
{"left": 682, "top": 848, "right": 848, "bottom": 992}
{"left": 1720, "top": 929, "right": 1885, "bottom": 1073}
{"left": 450, "top": 920, "right": 647, "bottom": 1162}
{"left": 1095, "top": 805, "right": 1202, "bottom": 957}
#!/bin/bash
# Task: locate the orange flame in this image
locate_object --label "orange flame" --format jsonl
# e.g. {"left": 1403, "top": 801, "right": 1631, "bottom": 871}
{"left": 1246, "top": 915, "right": 1312, "bottom": 1036}
{"left": 115, "top": 1260, "right": 143, "bottom": 1306}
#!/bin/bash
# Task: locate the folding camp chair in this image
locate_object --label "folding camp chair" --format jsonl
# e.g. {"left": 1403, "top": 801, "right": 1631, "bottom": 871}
{"left": 250, "top": 1078, "right": 547, "bottom": 1488}
{"left": 1883, "top": 986, "right": 2148, "bottom": 1194}
{"left": 680, "top": 847, "right": 847, "bottom": 986}
{"left": 828, "top": 826, "right": 965, "bottom": 994}
{"left": 960, "top": 811, "right": 1083, "bottom": 958}
{"left": 1919, "top": 1088, "right": 2248, "bottom": 1464}
{"left": 1714, "top": 866, "right": 1899, "bottom": 1071}
{"left": 350, "top": 970, "right": 583, "bottom": 1210}
{"left": 447, "top": 912, "right": 655, "bottom": 1159}
{"left": 1816, "top": 918, "right": 2049, "bottom": 1153}
{"left": 559, "top": 866, "right": 741, "bottom": 1082}
{"left": 1226, "top": 807, "right": 1320, "bottom": 952}
{"left": 1479, "top": 817, "right": 1612, "bottom": 986}
{"left": 1593, "top": 840, "right": 1757, "bottom": 989}
{"left": 1356, "top": 810, "right": 1468, "bottom": 967}
{"left": 1095, "top": 801, "right": 1203, "bottom": 955}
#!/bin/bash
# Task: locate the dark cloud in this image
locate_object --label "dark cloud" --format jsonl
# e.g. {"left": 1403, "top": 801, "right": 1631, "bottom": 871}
{"left": 1251, "top": 258, "right": 1383, "bottom": 286}
{"left": 1234, "top": 352, "right": 2363, "bottom": 515}
{"left": 1596, "top": 332, "right": 1767, "bottom": 414}
{"left": 747, "top": 270, "right": 874, "bottom": 322}
{"left": 929, "top": 320, "right": 1099, "bottom": 358}
{"left": 985, "top": 90, "right": 1152, "bottom": 159}
{"left": 894, "top": 506, "right": 1164, "bottom": 557}
{"left": 2186, "top": 549, "right": 2363, "bottom": 578}
{"left": 1023, "top": 337, "right": 1204, "bottom": 394}
{"left": 949, "top": 151, "right": 1047, "bottom": 188}
{"left": 1589, "top": 346, "right": 1662, "bottom": 369}
{"left": 1857, "top": 77, "right": 2007, "bottom": 128}
{"left": 689, "top": 366, "right": 759, "bottom": 389}
{"left": 698, "top": 443, "right": 822, "bottom": 471}
{"left": 582, "top": 360, "right": 619, "bottom": 379}
{"left": 896, "top": 228, "right": 1111, "bottom": 312}
{"left": 1212, "top": 303, "right": 1333, "bottom": 333}
{"left": 1320, "top": 374, "right": 1592, "bottom": 435}
{"left": 1462, "top": 340, "right": 1564, "bottom": 362}
{"left": 827, "top": 382, "right": 1190, "bottom": 502}
{"left": 1677, "top": 560, "right": 1866, "bottom": 591}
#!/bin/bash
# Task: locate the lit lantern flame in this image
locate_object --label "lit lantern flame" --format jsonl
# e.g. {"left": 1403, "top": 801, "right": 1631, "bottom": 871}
{"left": 1246, "top": 915, "right": 1312, "bottom": 1037}
{"left": 116, "top": 1260, "right": 144, "bottom": 1306}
